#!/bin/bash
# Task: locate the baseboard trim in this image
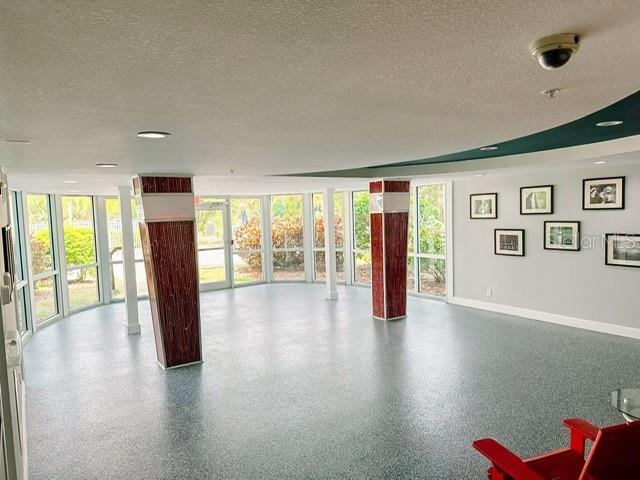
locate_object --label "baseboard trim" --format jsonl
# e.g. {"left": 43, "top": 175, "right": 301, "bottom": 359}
{"left": 449, "top": 296, "right": 640, "bottom": 340}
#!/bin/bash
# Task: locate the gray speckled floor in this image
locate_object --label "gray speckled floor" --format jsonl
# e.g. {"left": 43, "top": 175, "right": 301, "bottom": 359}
{"left": 24, "top": 284, "right": 640, "bottom": 479}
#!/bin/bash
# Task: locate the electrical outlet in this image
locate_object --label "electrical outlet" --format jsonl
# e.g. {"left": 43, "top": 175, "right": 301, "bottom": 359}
{"left": 486, "top": 288, "right": 492, "bottom": 297}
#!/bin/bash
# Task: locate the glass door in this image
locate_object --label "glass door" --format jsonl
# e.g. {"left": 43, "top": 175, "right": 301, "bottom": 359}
{"left": 196, "top": 202, "right": 231, "bottom": 290}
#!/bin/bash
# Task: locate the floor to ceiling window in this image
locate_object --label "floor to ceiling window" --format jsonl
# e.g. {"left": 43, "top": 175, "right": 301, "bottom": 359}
{"left": 230, "top": 198, "right": 264, "bottom": 285}
{"left": 26, "top": 194, "right": 59, "bottom": 324}
{"left": 270, "top": 194, "right": 305, "bottom": 281}
{"left": 61, "top": 196, "right": 100, "bottom": 310}
{"left": 105, "top": 197, "right": 148, "bottom": 300}
{"left": 351, "top": 190, "right": 371, "bottom": 285}
{"left": 10, "top": 191, "right": 31, "bottom": 335}
{"left": 416, "top": 184, "right": 446, "bottom": 297}
{"left": 312, "top": 192, "right": 345, "bottom": 282}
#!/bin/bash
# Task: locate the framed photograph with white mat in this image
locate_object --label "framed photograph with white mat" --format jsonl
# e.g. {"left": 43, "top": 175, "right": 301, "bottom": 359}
{"left": 544, "top": 221, "right": 580, "bottom": 251}
{"left": 583, "top": 177, "right": 625, "bottom": 210}
{"left": 605, "top": 234, "right": 640, "bottom": 268}
{"left": 520, "top": 185, "right": 553, "bottom": 214}
{"left": 470, "top": 193, "right": 497, "bottom": 219}
{"left": 494, "top": 229, "right": 525, "bottom": 256}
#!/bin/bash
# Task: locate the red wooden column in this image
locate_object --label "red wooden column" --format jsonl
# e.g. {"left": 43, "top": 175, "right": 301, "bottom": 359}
{"left": 369, "top": 179, "right": 410, "bottom": 321}
{"left": 132, "top": 175, "right": 202, "bottom": 369}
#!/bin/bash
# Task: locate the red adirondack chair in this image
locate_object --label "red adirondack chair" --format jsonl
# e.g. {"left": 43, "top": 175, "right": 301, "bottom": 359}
{"left": 473, "top": 418, "right": 640, "bottom": 479}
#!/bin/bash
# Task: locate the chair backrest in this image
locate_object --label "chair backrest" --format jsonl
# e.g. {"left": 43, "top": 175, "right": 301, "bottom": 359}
{"left": 579, "top": 420, "right": 640, "bottom": 480}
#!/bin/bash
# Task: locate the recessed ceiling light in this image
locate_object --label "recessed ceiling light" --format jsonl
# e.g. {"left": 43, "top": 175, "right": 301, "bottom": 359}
{"left": 69, "top": 190, "right": 80, "bottom": 193}
{"left": 475, "top": 173, "right": 486, "bottom": 177}
{"left": 480, "top": 146, "right": 498, "bottom": 151}
{"left": 63, "top": 180, "right": 77, "bottom": 184}
{"left": 594, "top": 160, "right": 608, "bottom": 165}
{"left": 4, "top": 139, "right": 31, "bottom": 144}
{"left": 137, "top": 131, "right": 171, "bottom": 139}
{"left": 96, "top": 163, "right": 119, "bottom": 168}
{"left": 596, "top": 120, "right": 623, "bottom": 127}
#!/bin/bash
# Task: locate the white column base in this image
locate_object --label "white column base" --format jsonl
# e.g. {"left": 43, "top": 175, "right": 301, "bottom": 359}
{"left": 124, "top": 324, "right": 141, "bottom": 336}
{"left": 325, "top": 292, "right": 339, "bottom": 301}
{"left": 372, "top": 314, "right": 407, "bottom": 322}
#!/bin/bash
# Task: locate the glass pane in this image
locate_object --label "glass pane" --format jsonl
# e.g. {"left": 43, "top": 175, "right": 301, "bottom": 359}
{"left": 312, "top": 193, "right": 324, "bottom": 248}
{"left": 196, "top": 209, "right": 224, "bottom": 249}
{"left": 34, "top": 276, "right": 57, "bottom": 323}
{"left": 314, "top": 251, "right": 345, "bottom": 282}
{"left": 131, "top": 199, "right": 144, "bottom": 261}
{"left": 26, "top": 194, "right": 53, "bottom": 275}
{"left": 105, "top": 198, "right": 123, "bottom": 262}
{"left": 198, "top": 249, "right": 227, "bottom": 284}
{"left": 417, "top": 184, "right": 445, "bottom": 255}
{"left": 273, "top": 251, "right": 305, "bottom": 281}
{"left": 111, "top": 261, "right": 148, "bottom": 299}
{"left": 111, "top": 262, "right": 124, "bottom": 299}
{"left": 419, "top": 258, "right": 446, "bottom": 297}
{"left": 233, "top": 252, "right": 263, "bottom": 284}
{"left": 407, "top": 256, "right": 416, "bottom": 291}
{"left": 352, "top": 191, "right": 370, "bottom": 250}
{"left": 313, "top": 192, "right": 344, "bottom": 249}
{"left": 271, "top": 195, "right": 304, "bottom": 249}
{"left": 67, "top": 266, "right": 99, "bottom": 310}
{"left": 408, "top": 189, "right": 415, "bottom": 254}
{"left": 15, "top": 286, "right": 28, "bottom": 334}
{"left": 354, "top": 251, "right": 371, "bottom": 284}
{"left": 335, "top": 193, "right": 344, "bottom": 249}
{"left": 231, "top": 198, "right": 262, "bottom": 251}
{"left": 62, "top": 196, "right": 96, "bottom": 267}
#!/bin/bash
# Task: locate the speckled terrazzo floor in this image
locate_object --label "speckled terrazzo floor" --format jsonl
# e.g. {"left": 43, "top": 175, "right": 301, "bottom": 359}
{"left": 24, "top": 284, "right": 640, "bottom": 479}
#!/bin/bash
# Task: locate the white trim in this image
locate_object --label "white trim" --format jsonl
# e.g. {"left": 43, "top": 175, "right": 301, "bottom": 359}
{"left": 445, "top": 180, "right": 454, "bottom": 301}
{"left": 449, "top": 296, "right": 640, "bottom": 340}
{"left": 137, "top": 193, "right": 195, "bottom": 222}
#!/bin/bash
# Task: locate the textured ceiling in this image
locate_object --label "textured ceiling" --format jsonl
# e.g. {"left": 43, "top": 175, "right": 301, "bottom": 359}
{"left": 2, "top": 0, "right": 640, "bottom": 186}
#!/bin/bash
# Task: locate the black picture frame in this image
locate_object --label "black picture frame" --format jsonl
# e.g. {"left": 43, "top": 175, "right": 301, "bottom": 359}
{"left": 494, "top": 229, "right": 525, "bottom": 256}
{"left": 582, "top": 176, "right": 625, "bottom": 210}
{"left": 544, "top": 221, "right": 580, "bottom": 251}
{"left": 605, "top": 233, "right": 640, "bottom": 268}
{"left": 520, "top": 185, "right": 553, "bottom": 215}
{"left": 470, "top": 192, "right": 498, "bottom": 219}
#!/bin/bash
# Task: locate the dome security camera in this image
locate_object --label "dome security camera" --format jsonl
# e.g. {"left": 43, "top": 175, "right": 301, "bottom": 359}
{"left": 530, "top": 34, "right": 580, "bottom": 70}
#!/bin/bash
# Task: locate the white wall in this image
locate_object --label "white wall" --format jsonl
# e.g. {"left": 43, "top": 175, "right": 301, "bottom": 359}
{"left": 452, "top": 163, "right": 640, "bottom": 331}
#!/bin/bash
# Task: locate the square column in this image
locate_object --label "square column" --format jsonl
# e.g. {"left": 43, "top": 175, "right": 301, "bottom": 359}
{"left": 369, "top": 179, "right": 410, "bottom": 321}
{"left": 133, "top": 176, "right": 202, "bottom": 369}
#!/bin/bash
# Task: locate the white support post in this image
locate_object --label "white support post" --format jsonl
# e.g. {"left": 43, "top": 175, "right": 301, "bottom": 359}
{"left": 119, "top": 186, "right": 140, "bottom": 335}
{"left": 324, "top": 188, "right": 338, "bottom": 301}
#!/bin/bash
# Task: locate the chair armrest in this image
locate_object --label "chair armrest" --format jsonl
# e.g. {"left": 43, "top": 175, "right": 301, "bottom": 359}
{"left": 563, "top": 418, "right": 599, "bottom": 455}
{"left": 473, "top": 438, "right": 545, "bottom": 480}
{"left": 563, "top": 418, "right": 599, "bottom": 441}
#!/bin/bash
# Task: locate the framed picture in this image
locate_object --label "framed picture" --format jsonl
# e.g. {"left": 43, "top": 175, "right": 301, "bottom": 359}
{"left": 605, "top": 234, "right": 640, "bottom": 268}
{"left": 544, "top": 221, "right": 580, "bottom": 251}
{"left": 520, "top": 185, "right": 553, "bottom": 214}
{"left": 470, "top": 193, "right": 497, "bottom": 219}
{"left": 582, "top": 176, "right": 625, "bottom": 210}
{"left": 494, "top": 229, "right": 525, "bottom": 256}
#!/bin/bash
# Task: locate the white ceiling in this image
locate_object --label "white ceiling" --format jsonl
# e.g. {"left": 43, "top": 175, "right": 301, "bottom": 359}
{"left": 2, "top": 0, "right": 640, "bottom": 193}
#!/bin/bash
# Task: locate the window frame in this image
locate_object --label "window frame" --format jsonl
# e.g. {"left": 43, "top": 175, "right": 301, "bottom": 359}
{"left": 24, "top": 192, "right": 63, "bottom": 327}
